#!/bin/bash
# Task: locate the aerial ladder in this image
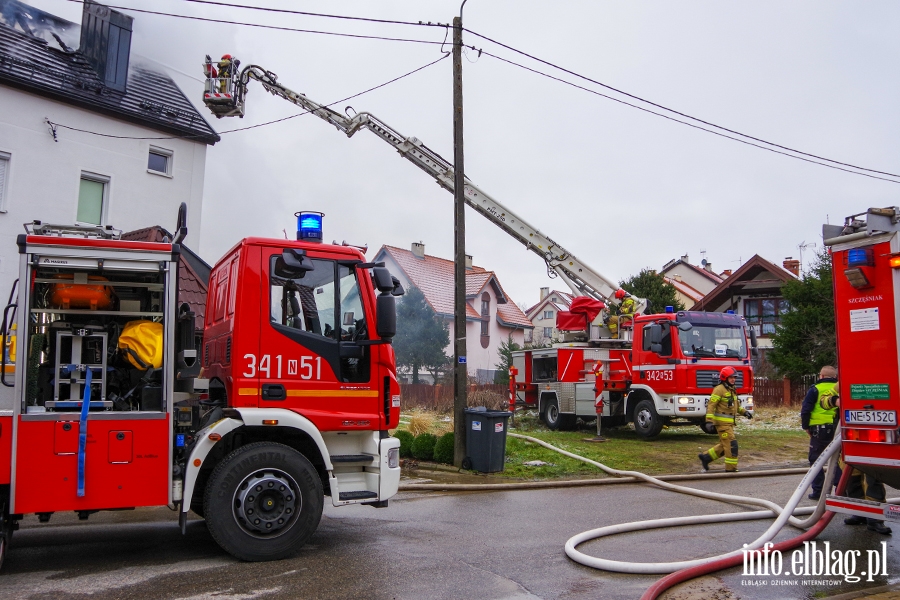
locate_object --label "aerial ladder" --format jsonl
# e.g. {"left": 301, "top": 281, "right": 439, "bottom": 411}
{"left": 202, "top": 57, "right": 646, "bottom": 323}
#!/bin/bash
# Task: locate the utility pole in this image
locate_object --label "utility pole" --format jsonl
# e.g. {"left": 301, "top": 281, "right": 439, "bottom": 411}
{"left": 452, "top": 10, "right": 467, "bottom": 468}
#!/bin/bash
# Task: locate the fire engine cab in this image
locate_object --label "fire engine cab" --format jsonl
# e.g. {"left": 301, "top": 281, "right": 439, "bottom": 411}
{"left": 823, "top": 208, "right": 900, "bottom": 523}
{"left": 0, "top": 208, "right": 403, "bottom": 566}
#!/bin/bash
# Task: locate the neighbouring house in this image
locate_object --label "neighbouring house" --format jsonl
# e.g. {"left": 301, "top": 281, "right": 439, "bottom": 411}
{"left": 0, "top": 0, "right": 218, "bottom": 303}
{"left": 691, "top": 255, "right": 799, "bottom": 350}
{"left": 523, "top": 287, "right": 575, "bottom": 346}
{"left": 373, "top": 243, "right": 533, "bottom": 384}
{"left": 660, "top": 254, "right": 724, "bottom": 309}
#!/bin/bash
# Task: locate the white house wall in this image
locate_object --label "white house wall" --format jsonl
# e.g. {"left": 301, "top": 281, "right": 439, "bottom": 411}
{"left": 0, "top": 85, "right": 207, "bottom": 299}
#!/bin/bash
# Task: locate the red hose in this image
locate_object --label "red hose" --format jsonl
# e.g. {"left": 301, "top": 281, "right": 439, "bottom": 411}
{"left": 640, "top": 468, "right": 852, "bottom": 600}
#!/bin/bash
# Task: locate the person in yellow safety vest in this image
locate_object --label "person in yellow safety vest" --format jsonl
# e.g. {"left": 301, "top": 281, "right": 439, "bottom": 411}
{"left": 607, "top": 289, "right": 636, "bottom": 339}
{"left": 800, "top": 365, "right": 841, "bottom": 501}
{"left": 217, "top": 54, "right": 237, "bottom": 93}
{"left": 699, "top": 366, "right": 751, "bottom": 472}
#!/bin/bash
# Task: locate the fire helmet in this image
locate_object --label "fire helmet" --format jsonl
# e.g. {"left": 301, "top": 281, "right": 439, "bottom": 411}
{"left": 614, "top": 289, "right": 627, "bottom": 299}
{"left": 719, "top": 366, "right": 737, "bottom": 380}
{"left": 221, "top": 54, "right": 232, "bottom": 60}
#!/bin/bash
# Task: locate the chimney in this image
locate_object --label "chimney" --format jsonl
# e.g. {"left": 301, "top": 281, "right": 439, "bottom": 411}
{"left": 465, "top": 254, "right": 473, "bottom": 270}
{"left": 411, "top": 242, "right": 425, "bottom": 258}
{"left": 681, "top": 254, "right": 689, "bottom": 263}
{"left": 722, "top": 269, "right": 732, "bottom": 277}
{"left": 80, "top": 1, "right": 133, "bottom": 93}
{"left": 783, "top": 258, "right": 800, "bottom": 276}
{"left": 540, "top": 287, "right": 549, "bottom": 301}
{"left": 704, "top": 261, "right": 713, "bottom": 272}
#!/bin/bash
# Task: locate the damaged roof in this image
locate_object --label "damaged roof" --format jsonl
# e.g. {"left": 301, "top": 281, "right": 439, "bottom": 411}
{"left": 0, "top": 1, "right": 219, "bottom": 144}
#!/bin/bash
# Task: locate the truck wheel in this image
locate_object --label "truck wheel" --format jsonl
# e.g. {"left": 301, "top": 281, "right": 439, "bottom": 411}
{"left": 632, "top": 399, "right": 664, "bottom": 438}
{"left": 0, "top": 496, "right": 10, "bottom": 571}
{"left": 543, "top": 399, "right": 561, "bottom": 430}
{"left": 204, "top": 442, "right": 323, "bottom": 562}
{"left": 700, "top": 421, "right": 718, "bottom": 435}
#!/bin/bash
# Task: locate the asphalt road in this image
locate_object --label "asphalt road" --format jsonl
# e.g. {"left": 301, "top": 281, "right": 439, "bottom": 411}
{"left": 0, "top": 472, "right": 896, "bottom": 600}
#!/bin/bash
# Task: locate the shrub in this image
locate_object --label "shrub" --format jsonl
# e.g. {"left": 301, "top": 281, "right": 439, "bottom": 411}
{"left": 433, "top": 432, "right": 454, "bottom": 464}
{"left": 411, "top": 432, "right": 438, "bottom": 461}
{"left": 407, "top": 412, "right": 433, "bottom": 436}
{"left": 393, "top": 430, "right": 414, "bottom": 458}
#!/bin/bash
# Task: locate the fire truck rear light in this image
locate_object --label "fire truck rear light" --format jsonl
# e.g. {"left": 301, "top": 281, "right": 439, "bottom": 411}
{"left": 843, "top": 428, "right": 898, "bottom": 444}
{"left": 208, "top": 433, "right": 222, "bottom": 441}
{"left": 844, "top": 267, "right": 871, "bottom": 289}
{"left": 193, "top": 458, "right": 202, "bottom": 467}
{"left": 262, "top": 419, "right": 279, "bottom": 425}
{"left": 388, "top": 447, "right": 399, "bottom": 468}
{"left": 890, "top": 255, "right": 900, "bottom": 268}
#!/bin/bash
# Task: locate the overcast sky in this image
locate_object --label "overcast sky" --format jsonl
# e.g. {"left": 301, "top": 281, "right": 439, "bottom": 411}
{"left": 27, "top": 0, "right": 900, "bottom": 309}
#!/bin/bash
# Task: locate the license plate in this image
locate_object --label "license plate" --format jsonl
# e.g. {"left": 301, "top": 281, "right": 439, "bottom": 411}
{"left": 844, "top": 410, "right": 897, "bottom": 426}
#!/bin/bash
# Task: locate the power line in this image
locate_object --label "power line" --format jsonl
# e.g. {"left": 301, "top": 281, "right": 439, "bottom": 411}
{"left": 62, "top": 0, "right": 449, "bottom": 46}
{"left": 47, "top": 54, "right": 449, "bottom": 141}
{"left": 478, "top": 50, "right": 900, "bottom": 185}
{"left": 465, "top": 27, "right": 900, "bottom": 181}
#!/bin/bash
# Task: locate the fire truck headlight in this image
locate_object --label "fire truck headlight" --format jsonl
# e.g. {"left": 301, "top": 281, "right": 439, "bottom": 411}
{"left": 388, "top": 447, "right": 399, "bottom": 468}
{"left": 678, "top": 397, "right": 691, "bottom": 405}
{"left": 746, "top": 395, "right": 754, "bottom": 409}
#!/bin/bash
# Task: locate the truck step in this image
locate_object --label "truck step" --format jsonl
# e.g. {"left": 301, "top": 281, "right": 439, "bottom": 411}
{"left": 338, "top": 490, "right": 378, "bottom": 501}
{"left": 331, "top": 454, "right": 376, "bottom": 463}
{"left": 826, "top": 495, "right": 900, "bottom": 522}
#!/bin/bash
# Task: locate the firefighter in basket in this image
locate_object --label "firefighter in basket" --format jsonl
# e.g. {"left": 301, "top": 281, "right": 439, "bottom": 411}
{"left": 699, "top": 366, "right": 752, "bottom": 472}
{"left": 217, "top": 54, "right": 239, "bottom": 93}
{"left": 606, "top": 289, "right": 635, "bottom": 339}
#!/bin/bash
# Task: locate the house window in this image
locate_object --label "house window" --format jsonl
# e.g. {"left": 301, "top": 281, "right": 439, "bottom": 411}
{"left": 77, "top": 172, "right": 110, "bottom": 225}
{"left": 543, "top": 310, "right": 554, "bottom": 320}
{"left": 543, "top": 327, "right": 553, "bottom": 339}
{"left": 148, "top": 146, "right": 173, "bottom": 176}
{"left": 744, "top": 298, "right": 790, "bottom": 335}
{"left": 480, "top": 292, "right": 490, "bottom": 347}
{"left": 0, "top": 151, "right": 10, "bottom": 213}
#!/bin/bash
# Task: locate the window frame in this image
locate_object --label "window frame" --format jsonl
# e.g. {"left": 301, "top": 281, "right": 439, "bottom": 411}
{"left": 0, "top": 151, "right": 10, "bottom": 213}
{"left": 76, "top": 171, "right": 110, "bottom": 226}
{"left": 743, "top": 297, "right": 790, "bottom": 337}
{"left": 543, "top": 310, "right": 554, "bottom": 320}
{"left": 147, "top": 146, "right": 174, "bottom": 177}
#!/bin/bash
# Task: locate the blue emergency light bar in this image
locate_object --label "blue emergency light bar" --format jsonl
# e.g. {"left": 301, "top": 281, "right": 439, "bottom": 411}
{"left": 665, "top": 306, "right": 674, "bottom": 313}
{"left": 295, "top": 211, "right": 324, "bottom": 242}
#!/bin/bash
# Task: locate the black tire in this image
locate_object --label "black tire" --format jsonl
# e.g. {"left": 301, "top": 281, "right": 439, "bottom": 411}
{"left": 559, "top": 414, "right": 578, "bottom": 431}
{"left": 700, "top": 421, "right": 718, "bottom": 435}
{"left": 0, "top": 493, "right": 10, "bottom": 572}
{"left": 461, "top": 457, "right": 473, "bottom": 470}
{"left": 204, "top": 442, "right": 323, "bottom": 562}
{"left": 543, "top": 398, "right": 561, "bottom": 431}
{"left": 632, "top": 399, "right": 665, "bottom": 438}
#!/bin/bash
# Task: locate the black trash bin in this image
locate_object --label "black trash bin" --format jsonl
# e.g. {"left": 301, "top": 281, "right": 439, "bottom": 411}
{"left": 463, "top": 407, "right": 512, "bottom": 473}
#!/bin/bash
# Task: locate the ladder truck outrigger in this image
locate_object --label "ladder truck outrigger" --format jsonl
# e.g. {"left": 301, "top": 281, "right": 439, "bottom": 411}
{"left": 202, "top": 56, "right": 757, "bottom": 438}
{"left": 0, "top": 206, "right": 406, "bottom": 567}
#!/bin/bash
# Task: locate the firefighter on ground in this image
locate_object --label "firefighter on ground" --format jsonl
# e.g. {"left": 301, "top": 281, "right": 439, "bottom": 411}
{"left": 699, "top": 366, "right": 752, "bottom": 472}
{"left": 607, "top": 289, "right": 636, "bottom": 339}
{"left": 800, "top": 365, "right": 842, "bottom": 501}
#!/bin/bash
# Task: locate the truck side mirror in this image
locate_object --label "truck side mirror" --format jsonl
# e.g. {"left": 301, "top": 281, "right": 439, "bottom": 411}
{"left": 391, "top": 275, "right": 405, "bottom": 297}
{"left": 678, "top": 322, "right": 693, "bottom": 332}
{"left": 748, "top": 326, "right": 758, "bottom": 348}
{"left": 647, "top": 322, "right": 663, "bottom": 354}
{"left": 376, "top": 294, "right": 396, "bottom": 339}
{"left": 372, "top": 267, "right": 394, "bottom": 293}
{"left": 275, "top": 249, "right": 313, "bottom": 279}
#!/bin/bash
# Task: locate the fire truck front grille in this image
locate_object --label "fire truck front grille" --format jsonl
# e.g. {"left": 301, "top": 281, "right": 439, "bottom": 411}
{"left": 696, "top": 370, "right": 744, "bottom": 389}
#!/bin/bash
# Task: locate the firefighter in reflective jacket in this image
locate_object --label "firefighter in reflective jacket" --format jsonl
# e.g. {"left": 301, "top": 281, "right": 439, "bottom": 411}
{"left": 699, "top": 366, "right": 751, "bottom": 472}
{"left": 607, "top": 290, "right": 636, "bottom": 339}
{"left": 801, "top": 366, "right": 841, "bottom": 500}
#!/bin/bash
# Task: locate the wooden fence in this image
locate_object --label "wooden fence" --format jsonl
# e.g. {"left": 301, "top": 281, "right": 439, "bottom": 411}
{"left": 753, "top": 375, "right": 817, "bottom": 407}
{"left": 399, "top": 384, "right": 508, "bottom": 413}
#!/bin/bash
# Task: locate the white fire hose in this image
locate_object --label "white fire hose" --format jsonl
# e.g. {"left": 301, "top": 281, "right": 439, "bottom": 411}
{"left": 510, "top": 431, "right": 853, "bottom": 574}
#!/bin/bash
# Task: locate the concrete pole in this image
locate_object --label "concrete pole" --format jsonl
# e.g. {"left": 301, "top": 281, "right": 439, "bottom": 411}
{"left": 452, "top": 14, "right": 468, "bottom": 468}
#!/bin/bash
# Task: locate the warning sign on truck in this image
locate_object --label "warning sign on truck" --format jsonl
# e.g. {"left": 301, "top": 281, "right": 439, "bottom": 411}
{"left": 849, "top": 307, "right": 879, "bottom": 332}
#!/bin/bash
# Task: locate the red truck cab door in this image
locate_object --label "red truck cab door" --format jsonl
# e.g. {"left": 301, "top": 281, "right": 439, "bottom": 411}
{"left": 250, "top": 247, "right": 380, "bottom": 431}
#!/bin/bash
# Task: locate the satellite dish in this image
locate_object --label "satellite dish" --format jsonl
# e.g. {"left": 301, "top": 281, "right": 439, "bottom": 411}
{"left": 701, "top": 259, "right": 708, "bottom": 267}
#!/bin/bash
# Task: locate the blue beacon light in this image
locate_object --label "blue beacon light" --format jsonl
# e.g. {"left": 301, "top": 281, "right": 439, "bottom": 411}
{"left": 295, "top": 211, "right": 324, "bottom": 242}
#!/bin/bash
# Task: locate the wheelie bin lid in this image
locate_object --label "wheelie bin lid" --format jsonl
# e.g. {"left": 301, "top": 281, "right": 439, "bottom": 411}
{"left": 464, "top": 407, "right": 512, "bottom": 418}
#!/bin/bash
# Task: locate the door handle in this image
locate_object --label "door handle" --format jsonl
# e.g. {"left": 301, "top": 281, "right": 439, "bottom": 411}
{"left": 261, "top": 384, "right": 286, "bottom": 400}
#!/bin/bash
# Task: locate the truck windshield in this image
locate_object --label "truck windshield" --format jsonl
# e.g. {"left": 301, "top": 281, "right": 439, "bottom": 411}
{"left": 679, "top": 325, "right": 747, "bottom": 359}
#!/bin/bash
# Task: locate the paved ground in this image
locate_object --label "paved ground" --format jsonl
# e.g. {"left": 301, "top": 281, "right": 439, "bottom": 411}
{"left": 0, "top": 471, "right": 896, "bottom": 599}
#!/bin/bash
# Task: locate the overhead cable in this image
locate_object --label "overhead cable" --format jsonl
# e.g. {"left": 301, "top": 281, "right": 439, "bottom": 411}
{"left": 466, "top": 27, "right": 900, "bottom": 181}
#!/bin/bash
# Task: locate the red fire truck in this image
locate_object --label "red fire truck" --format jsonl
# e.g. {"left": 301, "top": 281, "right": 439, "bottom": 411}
{"left": 822, "top": 208, "right": 900, "bottom": 521}
{"left": 0, "top": 208, "right": 404, "bottom": 566}
{"left": 511, "top": 309, "right": 756, "bottom": 436}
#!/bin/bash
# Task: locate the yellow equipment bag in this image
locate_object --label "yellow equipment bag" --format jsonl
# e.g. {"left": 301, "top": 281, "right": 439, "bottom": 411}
{"left": 119, "top": 320, "right": 164, "bottom": 369}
